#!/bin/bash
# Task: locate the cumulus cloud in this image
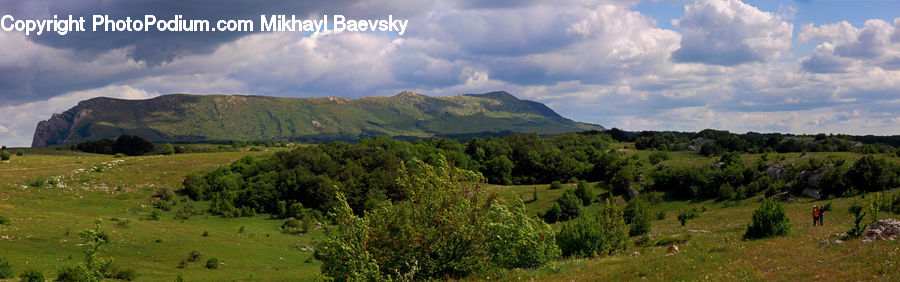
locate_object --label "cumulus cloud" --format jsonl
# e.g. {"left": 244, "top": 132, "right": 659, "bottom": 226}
{"left": 799, "top": 18, "right": 900, "bottom": 72}
{"left": 672, "top": 0, "right": 793, "bottom": 65}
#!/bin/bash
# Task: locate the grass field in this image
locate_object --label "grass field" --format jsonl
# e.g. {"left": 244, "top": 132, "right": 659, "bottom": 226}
{"left": 1, "top": 147, "right": 899, "bottom": 280}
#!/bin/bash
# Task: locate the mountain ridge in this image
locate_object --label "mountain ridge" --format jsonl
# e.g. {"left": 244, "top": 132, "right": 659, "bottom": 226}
{"left": 31, "top": 91, "right": 603, "bottom": 147}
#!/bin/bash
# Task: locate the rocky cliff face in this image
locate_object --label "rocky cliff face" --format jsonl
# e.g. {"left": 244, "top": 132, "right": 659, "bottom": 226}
{"left": 31, "top": 91, "right": 603, "bottom": 147}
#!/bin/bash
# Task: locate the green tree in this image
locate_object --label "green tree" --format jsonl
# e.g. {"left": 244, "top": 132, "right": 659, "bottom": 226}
{"left": 744, "top": 199, "right": 791, "bottom": 239}
{"left": 557, "top": 199, "right": 628, "bottom": 257}
{"left": 0, "top": 151, "right": 9, "bottom": 161}
{"left": 315, "top": 156, "right": 558, "bottom": 280}
{"left": 484, "top": 155, "right": 513, "bottom": 185}
{"left": 163, "top": 143, "right": 175, "bottom": 155}
{"left": 574, "top": 180, "right": 593, "bottom": 206}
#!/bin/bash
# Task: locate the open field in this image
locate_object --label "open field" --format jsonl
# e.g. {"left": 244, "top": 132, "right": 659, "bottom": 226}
{"left": 1, "top": 147, "right": 899, "bottom": 280}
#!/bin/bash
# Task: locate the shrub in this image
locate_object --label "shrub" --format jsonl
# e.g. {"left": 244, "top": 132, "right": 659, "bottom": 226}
{"left": 543, "top": 203, "right": 562, "bottom": 223}
{"left": 656, "top": 210, "right": 666, "bottom": 220}
{"left": 549, "top": 180, "right": 563, "bottom": 190}
{"left": 648, "top": 151, "right": 670, "bottom": 165}
{"left": 0, "top": 151, "right": 9, "bottom": 161}
{"left": 113, "top": 153, "right": 127, "bottom": 158}
{"left": 574, "top": 180, "right": 593, "bottom": 206}
{"left": 181, "top": 173, "right": 208, "bottom": 200}
{"left": 555, "top": 190, "right": 583, "bottom": 222}
{"left": 744, "top": 199, "right": 791, "bottom": 239}
{"left": 15, "top": 149, "right": 24, "bottom": 156}
{"left": 155, "top": 200, "right": 173, "bottom": 211}
{"left": 202, "top": 230, "right": 209, "bottom": 237}
{"left": 677, "top": 209, "right": 699, "bottom": 226}
{"left": 0, "top": 215, "right": 9, "bottom": 226}
{"left": 112, "top": 268, "right": 137, "bottom": 281}
{"left": 163, "top": 143, "right": 175, "bottom": 155}
{"left": 556, "top": 199, "right": 627, "bottom": 258}
{"left": 484, "top": 201, "right": 560, "bottom": 269}
{"left": 315, "top": 157, "right": 558, "bottom": 280}
{"left": 19, "top": 269, "right": 45, "bottom": 282}
{"left": 628, "top": 203, "right": 652, "bottom": 237}
{"left": 155, "top": 187, "right": 175, "bottom": 203}
{"left": 187, "top": 250, "right": 202, "bottom": 262}
{"left": 205, "top": 258, "right": 219, "bottom": 269}
{"left": 282, "top": 217, "right": 302, "bottom": 234}
{"left": 634, "top": 235, "right": 652, "bottom": 247}
{"left": 845, "top": 200, "right": 868, "bottom": 239}
{"left": 147, "top": 210, "right": 161, "bottom": 221}
{"left": 0, "top": 256, "right": 12, "bottom": 278}
{"left": 58, "top": 219, "right": 114, "bottom": 282}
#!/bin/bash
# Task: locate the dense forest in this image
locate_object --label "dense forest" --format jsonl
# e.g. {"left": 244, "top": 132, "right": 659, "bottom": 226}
{"left": 180, "top": 130, "right": 900, "bottom": 221}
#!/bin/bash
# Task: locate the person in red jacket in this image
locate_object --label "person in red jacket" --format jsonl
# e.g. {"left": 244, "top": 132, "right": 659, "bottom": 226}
{"left": 812, "top": 206, "right": 821, "bottom": 226}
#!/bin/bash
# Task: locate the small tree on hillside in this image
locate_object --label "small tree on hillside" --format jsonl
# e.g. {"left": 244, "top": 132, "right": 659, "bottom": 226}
{"left": 574, "top": 180, "right": 593, "bottom": 206}
{"left": 163, "top": 143, "right": 175, "bottom": 155}
{"left": 744, "top": 199, "right": 791, "bottom": 239}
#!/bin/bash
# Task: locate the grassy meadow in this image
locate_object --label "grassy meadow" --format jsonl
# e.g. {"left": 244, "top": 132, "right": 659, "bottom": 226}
{"left": 1, "top": 146, "right": 899, "bottom": 280}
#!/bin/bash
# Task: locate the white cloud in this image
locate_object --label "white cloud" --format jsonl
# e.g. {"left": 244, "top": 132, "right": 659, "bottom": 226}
{"left": 799, "top": 18, "right": 900, "bottom": 72}
{"left": 672, "top": 0, "right": 793, "bottom": 65}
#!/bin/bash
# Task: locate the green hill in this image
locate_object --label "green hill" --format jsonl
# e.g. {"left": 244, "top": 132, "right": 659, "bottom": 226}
{"left": 31, "top": 91, "right": 602, "bottom": 147}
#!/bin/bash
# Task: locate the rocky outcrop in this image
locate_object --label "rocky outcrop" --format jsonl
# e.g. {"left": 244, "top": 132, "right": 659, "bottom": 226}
{"left": 765, "top": 163, "right": 787, "bottom": 180}
{"left": 865, "top": 219, "right": 900, "bottom": 241}
{"left": 687, "top": 137, "right": 713, "bottom": 151}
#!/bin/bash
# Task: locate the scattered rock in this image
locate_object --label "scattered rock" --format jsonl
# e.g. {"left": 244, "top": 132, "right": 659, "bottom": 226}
{"left": 861, "top": 239, "right": 873, "bottom": 244}
{"left": 686, "top": 230, "right": 709, "bottom": 233}
{"left": 626, "top": 186, "right": 640, "bottom": 200}
{"left": 864, "top": 218, "right": 900, "bottom": 241}
{"left": 819, "top": 240, "right": 829, "bottom": 246}
{"left": 687, "top": 138, "right": 713, "bottom": 151}
{"left": 832, "top": 240, "right": 844, "bottom": 245}
{"left": 667, "top": 245, "right": 680, "bottom": 255}
{"left": 630, "top": 251, "right": 641, "bottom": 257}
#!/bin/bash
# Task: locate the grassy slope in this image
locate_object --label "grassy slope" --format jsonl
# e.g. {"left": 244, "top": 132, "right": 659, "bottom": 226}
{"left": 0, "top": 148, "right": 323, "bottom": 281}
{"left": 1, "top": 147, "right": 898, "bottom": 280}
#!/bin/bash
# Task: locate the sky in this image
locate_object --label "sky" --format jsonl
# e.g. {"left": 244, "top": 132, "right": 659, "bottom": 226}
{"left": 1, "top": 0, "right": 900, "bottom": 147}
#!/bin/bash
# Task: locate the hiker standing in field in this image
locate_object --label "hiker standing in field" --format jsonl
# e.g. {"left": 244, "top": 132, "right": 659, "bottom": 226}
{"left": 812, "top": 205, "right": 820, "bottom": 226}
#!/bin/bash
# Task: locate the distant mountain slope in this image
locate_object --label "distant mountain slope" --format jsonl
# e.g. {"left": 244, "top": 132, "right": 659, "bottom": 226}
{"left": 31, "top": 91, "right": 603, "bottom": 147}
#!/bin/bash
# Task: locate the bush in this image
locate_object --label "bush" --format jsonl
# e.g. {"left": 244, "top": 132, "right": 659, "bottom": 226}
{"left": 648, "top": 151, "right": 670, "bottom": 165}
{"left": 19, "top": 269, "right": 45, "bottom": 282}
{"left": 0, "top": 256, "right": 11, "bottom": 278}
{"left": 625, "top": 198, "right": 652, "bottom": 237}
{"left": 677, "top": 209, "right": 699, "bottom": 226}
{"left": 314, "top": 157, "right": 558, "bottom": 280}
{"left": 113, "top": 268, "right": 137, "bottom": 281}
{"left": 845, "top": 200, "right": 868, "bottom": 239}
{"left": 549, "top": 180, "right": 563, "bottom": 190}
{"left": 163, "top": 143, "right": 176, "bottom": 155}
{"left": 187, "top": 250, "right": 202, "bottom": 262}
{"left": 574, "top": 180, "right": 593, "bottom": 206}
{"left": 0, "top": 151, "right": 9, "bottom": 161}
{"left": 15, "top": 149, "right": 24, "bottom": 156}
{"left": 656, "top": 210, "right": 666, "bottom": 220}
{"left": 205, "top": 258, "right": 219, "bottom": 270}
{"left": 744, "top": 199, "right": 791, "bottom": 239}
{"left": 155, "top": 200, "right": 173, "bottom": 211}
{"left": 543, "top": 203, "right": 562, "bottom": 223}
{"left": 555, "top": 190, "right": 583, "bottom": 222}
{"left": 556, "top": 199, "right": 628, "bottom": 258}
{"left": 0, "top": 215, "right": 9, "bottom": 226}
{"left": 155, "top": 187, "right": 175, "bottom": 203}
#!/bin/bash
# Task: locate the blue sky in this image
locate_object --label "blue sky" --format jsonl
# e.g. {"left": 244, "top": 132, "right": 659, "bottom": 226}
{"left": 1, "top": 0, "right": 900, "bottom": 146}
